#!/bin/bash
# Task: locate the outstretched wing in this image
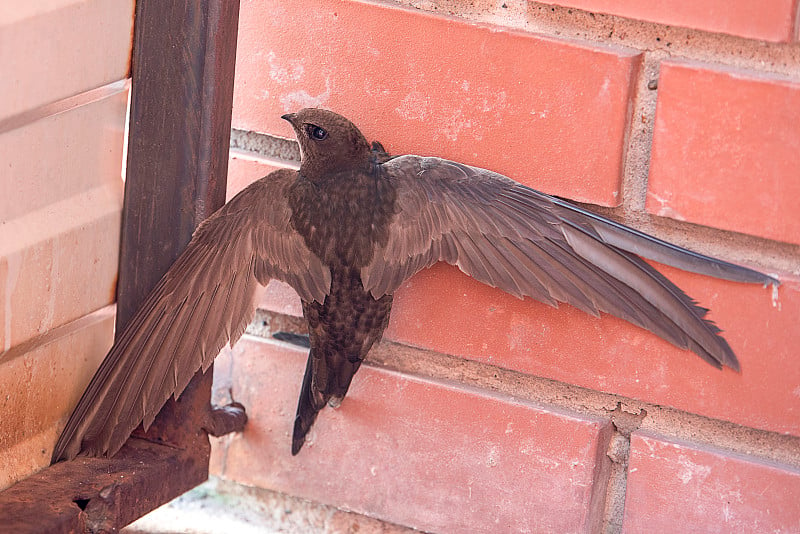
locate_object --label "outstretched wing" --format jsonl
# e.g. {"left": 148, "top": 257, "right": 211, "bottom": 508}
{"left": 362, "top": 156, "right": 776, "bottom": 371}
{"left": 52, "top": 169, "right": 330, "bottom": 462}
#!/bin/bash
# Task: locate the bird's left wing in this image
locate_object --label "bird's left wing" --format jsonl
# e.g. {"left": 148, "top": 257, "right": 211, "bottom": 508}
{"left": 362, "top": 156, "right": 775, "bottom": 371}
{"left": 52, "top": 169, "right": 330, "bottom": 462}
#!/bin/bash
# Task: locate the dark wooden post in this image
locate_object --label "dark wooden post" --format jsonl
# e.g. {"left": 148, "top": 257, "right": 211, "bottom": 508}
{"left": 0, "top": 1, "right": 241, "bottom": 531}
{"left": 119, "top": 0, "right": 241, "bottom": 453}
{"left": 118, "top": 0, "right": 239, "bottom": 332}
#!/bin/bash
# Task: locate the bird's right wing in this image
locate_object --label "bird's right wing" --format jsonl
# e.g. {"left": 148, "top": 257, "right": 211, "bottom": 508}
{"left": 52, "top": 169, "right": 330, "bottom": 463}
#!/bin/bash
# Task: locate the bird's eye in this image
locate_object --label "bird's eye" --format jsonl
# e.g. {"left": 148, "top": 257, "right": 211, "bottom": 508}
{"left": 306, "top": 124, "right": 328, "bottom": 140}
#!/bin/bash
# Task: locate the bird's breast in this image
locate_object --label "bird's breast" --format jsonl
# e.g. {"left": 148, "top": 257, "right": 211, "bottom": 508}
{"left": 289, "top": 170, "right": 397, "bottom": 269}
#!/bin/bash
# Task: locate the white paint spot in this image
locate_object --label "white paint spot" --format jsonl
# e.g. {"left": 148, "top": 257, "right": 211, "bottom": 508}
{"left": 395, "top": 90, "right": 432, "bottom": 121}
{"left": 599, "top": 77, "right": 611, "bottom": 98}
{"left": 677, "top": 454, "right": 711, "bottom": 485}
{"left": 267, "top": 51, "right": 305, "bottom": 84}
{"left": 536, "top": 457, "right": 561, "bottom": 470}
{"left": 771, "top": 282, "right": 781, "bottom": 310}
{"left": 397, "top": 82, "right": 508, "bottom": 143}
{"left": 280, "top": 78, "right": 331, "bottom": 110}
{"left": 519, "top": 441, "right": 535, "bottom": 457}
{"left": 440, "top": 110, "right": 473, "bottom": 142}
{"left": 646, "top": 191, "right": 686, "bottom": 221}
{"left": 486, "top": 445, "right": 499, "bottom": 467}
{"left": 722, "top": 501, "right": 732, "bottom": 522}
{"left": 529, "top": 108, "right": 549, "bottom": 119}
{"left": 479, "top": 90, "right": 508, "bottom": 113}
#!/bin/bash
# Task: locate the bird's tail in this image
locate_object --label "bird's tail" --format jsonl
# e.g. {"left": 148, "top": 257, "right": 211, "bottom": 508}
{"left": 292, "top": 350, "right": 327, "bottom": 455}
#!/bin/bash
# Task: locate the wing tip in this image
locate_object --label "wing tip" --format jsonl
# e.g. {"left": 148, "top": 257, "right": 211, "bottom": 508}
{"left": 693, "top": 330, "right": 740, "bottom": 373}
{"left": 50, "top": 448, "right": 68, "bottom": 465}
{"left": 721, "top": 346, "right": 741, "bottom": 373}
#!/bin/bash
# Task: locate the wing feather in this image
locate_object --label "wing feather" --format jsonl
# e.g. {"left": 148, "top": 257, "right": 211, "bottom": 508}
{"left": 52, "top": 169, "right": 329, "bottom": 462}
{"left": 363, "top": 156, "right": 775, "bottom": 371}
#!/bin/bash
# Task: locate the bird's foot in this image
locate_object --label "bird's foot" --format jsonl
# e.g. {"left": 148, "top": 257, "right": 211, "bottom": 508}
{"left": 202, "top": 402, "right": 248, "bottom": 437}
{"left": 327, "top": 396, "right": 343, "bottom": 409}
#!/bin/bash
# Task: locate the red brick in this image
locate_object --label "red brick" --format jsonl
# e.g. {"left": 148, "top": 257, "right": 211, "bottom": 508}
{"left": 233, "top": 0, "right": 642, "bottom": 206}
{"left": 647, "top": 61, "right": 800, "bottom": 245}
{"left": 385, "top": 264, "right": 800, "bottom": 437}
{"left": 215, "top": 337, "right": 613, "bottom": 534}
{"left": 537, "top": 0, "right": 797, "bottom": 42}
{"left": 623, "top": 431, "right": 800, "bottom": 532}
{"left": 226, "top": 153, "right": 285, "bottom": 200}
{"left": 257, "top": 280, "right": 304, "bottom": 318}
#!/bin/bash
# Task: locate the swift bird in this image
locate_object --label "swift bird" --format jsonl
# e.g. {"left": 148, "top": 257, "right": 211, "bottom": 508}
{"left": 52, "top": 108, "right": 776, "bottom": 462}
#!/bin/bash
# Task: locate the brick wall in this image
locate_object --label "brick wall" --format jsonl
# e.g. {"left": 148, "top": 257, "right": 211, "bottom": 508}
{"left": 213, "top": 0, "right": 800, "bottom": 532}
{"left": 0, "top": 1, "right": 133, "bottom": 490}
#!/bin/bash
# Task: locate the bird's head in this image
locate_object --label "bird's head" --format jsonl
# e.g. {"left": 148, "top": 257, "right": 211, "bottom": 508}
{"left": 282, "top": 108, "right": 371, "bottom": 178}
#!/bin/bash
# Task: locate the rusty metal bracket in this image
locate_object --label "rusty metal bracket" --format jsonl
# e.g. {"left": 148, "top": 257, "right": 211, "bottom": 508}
{"left": 3, "top": 440, "right": 206, "bottom": 533}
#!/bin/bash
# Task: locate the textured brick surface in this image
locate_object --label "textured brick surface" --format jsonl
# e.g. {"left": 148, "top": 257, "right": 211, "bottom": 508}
{"left": 536, "top": 0, "right": 798, "bottom": 42}
{"left": 0, "top": 92, "right": 126, "bottom": 351}
{"left": 214, "top": 337, "right": 613, "bottom": 534}
{"left": 0, "top": 0, "right": 134, "bottom": 121}
{"left": 226, "top": 154, "right": 284, "bottom": 201}
{"left": 385, "top": 264, "right": 798, "bottom": 437}
{"left": 0, "top": 308, "right": 114, "bottom": 491}
{"left": 233, "top": 0, "right": 642, "bottom": 205}
{"left": 623, "top": 431, "right": 800, "bottom": 532}
{"left": 647, "top": 61, "right": 800, "bottom": 245}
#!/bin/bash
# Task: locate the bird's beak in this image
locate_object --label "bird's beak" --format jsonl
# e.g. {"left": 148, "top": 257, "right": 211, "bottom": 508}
{"left": 281, "top": 113, "right": 297, "bottom": 127}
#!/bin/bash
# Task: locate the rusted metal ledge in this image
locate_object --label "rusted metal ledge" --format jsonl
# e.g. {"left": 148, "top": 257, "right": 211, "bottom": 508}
{"left": 1, "top": 439, "right": 207, "bottom": 533}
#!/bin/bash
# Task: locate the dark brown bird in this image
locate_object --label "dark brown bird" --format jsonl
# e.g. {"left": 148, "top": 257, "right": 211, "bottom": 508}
{"left": 52, "top": 108, "right": 776, "bottom": 462}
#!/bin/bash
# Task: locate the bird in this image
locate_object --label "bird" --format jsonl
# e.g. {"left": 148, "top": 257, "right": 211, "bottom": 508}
{"left": 51, "top": 108, "right": 777, "bottom": 462}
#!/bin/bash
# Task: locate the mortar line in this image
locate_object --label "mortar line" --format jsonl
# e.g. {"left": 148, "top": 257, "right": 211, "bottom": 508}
{"left": 247, "top": 309, "right": 800, "bottom": 471}
{"left": 617, "top": 50, "right": 659, "bottom": 215}
{"left": 371, "top": 342, "right": 800, "bottom": 468}
{"left": 389, "top": 0, "right": 800, "bottom": 77}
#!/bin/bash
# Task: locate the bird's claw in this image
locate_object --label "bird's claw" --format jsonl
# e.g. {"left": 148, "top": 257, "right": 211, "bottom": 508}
{"left": 202, "top": 402, "right": 248, "bottom": 437}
